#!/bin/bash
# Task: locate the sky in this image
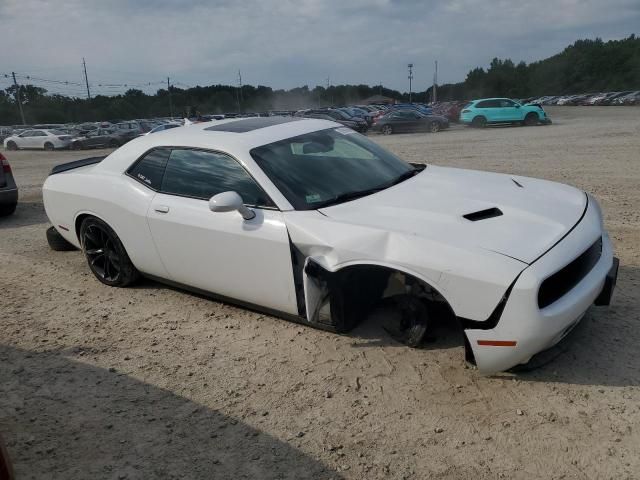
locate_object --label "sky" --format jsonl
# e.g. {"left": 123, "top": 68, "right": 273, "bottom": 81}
{"left": 1, "top": 0, "right": 638, "bottom": 97}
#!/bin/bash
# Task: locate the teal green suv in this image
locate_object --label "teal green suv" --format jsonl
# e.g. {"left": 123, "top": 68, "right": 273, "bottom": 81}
{"left": 459, "top": 98, "right": 552, "bottom": 127}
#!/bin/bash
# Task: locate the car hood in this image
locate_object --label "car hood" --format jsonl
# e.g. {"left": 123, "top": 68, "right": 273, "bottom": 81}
{"left": 318, "top": 165, "right": 587, "bottom": 264}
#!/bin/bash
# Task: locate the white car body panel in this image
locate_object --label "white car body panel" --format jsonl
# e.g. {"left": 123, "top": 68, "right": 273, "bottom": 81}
{"left": 466, "top": 197, "right": 611, "bottom": 373}
{"left": 147, "top": 193, "right": 298, "bottom": 314}
{"left": 42, "top": 118, "right": 616, "bottom": 374}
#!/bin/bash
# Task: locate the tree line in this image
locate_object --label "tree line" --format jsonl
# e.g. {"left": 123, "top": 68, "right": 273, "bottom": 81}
{"left": 1, "top": 35, "right": 638, "bottom": 125}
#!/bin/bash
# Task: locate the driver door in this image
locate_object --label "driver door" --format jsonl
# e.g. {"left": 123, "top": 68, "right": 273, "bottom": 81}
{"left": 144, "top": 147, "right": 299, "bottom": 315}
{"left": 498, "top": 99, "right": 521, "bottom": 121}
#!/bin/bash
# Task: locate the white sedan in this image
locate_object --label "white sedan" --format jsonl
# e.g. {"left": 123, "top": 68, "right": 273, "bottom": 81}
{"left": 4, "top": 129, "right": 73, "bottom": 151}
{"left": 42, "top": 117, "right": 618, "bottom": 374}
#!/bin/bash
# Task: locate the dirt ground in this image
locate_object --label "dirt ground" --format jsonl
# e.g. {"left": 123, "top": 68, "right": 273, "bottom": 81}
{"left": 1, "top": 106, "right": 639, "bottom": 480}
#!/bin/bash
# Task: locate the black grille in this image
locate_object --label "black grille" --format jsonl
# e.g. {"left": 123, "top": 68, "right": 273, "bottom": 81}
{"left": 538, "top": 237, "right": 602, "bottom": 308}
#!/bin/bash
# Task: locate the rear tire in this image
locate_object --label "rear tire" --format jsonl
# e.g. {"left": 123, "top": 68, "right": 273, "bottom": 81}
{"left": 381, "top": 125, "right": 393, "bottom": 135}
{"left": 429, "top": 121, "right": 441, "bottom": 133}
{"left": 80, "top": 217, "right": 139, "bottom": 287}
{"left": 0, "top": 203, "right": 17, "bottom": 217}
{"left": 6, "top": 141, "right": 17, "bottom": 151}
{"left": 44, "top": 142, "right": 54, "bottom": 151}
{"left": 471, "top": 116, "right": 486, "bottom": 128}
{"left": 46, "top": 226, "right": 77, "bottom": 251}
{"left": 524, "top": 113, "right": 538, "bottom": 126}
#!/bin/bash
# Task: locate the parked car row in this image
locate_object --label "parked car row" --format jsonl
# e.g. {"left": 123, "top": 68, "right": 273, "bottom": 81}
{"left": 293, "top": 103, "right": 452, "bottom": 135}
{"left": 522, "top": 91, "right": 640, "bottom": 106}
{"left": 2, "top": 118, "right": 183, "bottom": 151}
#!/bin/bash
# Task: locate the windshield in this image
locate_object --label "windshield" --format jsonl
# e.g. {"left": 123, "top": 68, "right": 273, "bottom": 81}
{"left": 250, "top": 128, "right": 415, "bottom": 210}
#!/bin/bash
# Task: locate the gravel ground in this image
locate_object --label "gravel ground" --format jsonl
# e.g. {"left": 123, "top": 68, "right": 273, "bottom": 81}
{"left": 1, "top": 106, "right": 639, "bottom": 479}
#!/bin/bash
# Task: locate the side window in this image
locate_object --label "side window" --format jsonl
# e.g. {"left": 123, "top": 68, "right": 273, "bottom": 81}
{"left": 161, "top": 149, "right": 274, "bottom": 207}
{"left": 34, "top": 131, "right": 47, "bottom": 136}
{"left": 475, "top": 101, "right": 488, "bottom": 108}
{"left": 500, "top": 100, "right": 516, "bottom": 107}
{"left": 127, "top": 148, "right": 171, "bottom": 190}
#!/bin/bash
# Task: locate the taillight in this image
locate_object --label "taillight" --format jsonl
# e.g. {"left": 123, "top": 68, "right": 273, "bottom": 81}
{"left": 0, "top": 153, "right": 11, "bottom": 173}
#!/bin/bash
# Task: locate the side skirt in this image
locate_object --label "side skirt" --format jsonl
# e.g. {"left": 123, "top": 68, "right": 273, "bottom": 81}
{"left": 141, "top": 273, "right": 340, "bottom": 333}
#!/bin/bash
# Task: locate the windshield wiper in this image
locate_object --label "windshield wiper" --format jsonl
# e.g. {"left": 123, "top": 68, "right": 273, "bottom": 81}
{"left": 314, "top": 186, "right": 387, "bottom": 209}
{"left": 387, "top": 168, "right": 419, "bottom": 187}
{"left": 314, "top": 168, "right": 420, "bottom": 209}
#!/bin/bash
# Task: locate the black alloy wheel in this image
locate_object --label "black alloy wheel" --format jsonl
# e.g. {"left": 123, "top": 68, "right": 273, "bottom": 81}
{"left": 80, "top": 217, "right": 139, "bottom": 287}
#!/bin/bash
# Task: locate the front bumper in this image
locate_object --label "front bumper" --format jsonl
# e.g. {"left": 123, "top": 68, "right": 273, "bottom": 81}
{"left": 465, "top": 198, "right": 616, "bottom": 374}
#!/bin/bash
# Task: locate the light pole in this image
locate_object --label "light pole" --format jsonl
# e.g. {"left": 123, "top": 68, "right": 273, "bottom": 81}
{"left": 408, "top": 63, "right": 413, "bottom": 103}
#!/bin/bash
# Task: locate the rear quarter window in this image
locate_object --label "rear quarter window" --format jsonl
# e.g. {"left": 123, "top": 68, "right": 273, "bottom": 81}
{"left": 127, "top": 148, "right": 171, "bottom": 190}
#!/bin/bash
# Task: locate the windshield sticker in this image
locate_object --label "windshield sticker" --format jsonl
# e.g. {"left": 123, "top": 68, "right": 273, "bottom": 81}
{"left": 306, "top": 193, "right": 322, "bottom": 203}
{"left": 336, "top": 127, "right": 357, "bottom": 135}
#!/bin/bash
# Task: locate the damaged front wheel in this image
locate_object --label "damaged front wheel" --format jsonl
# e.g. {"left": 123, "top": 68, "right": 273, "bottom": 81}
{"left": 382, "top": 294, "right": 430, "bottom": 347}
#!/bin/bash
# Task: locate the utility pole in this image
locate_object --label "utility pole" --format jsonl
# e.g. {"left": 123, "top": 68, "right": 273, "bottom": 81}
{"left": 432, "top": 60, "right": 438, "bottom": 104}
{"left": 167, "top": 77, "right": 174, "bottom": 118}
{"left": 11, "top": 72, "right": 26, "bottom": 125}
{"left": 408, "top": 63, "right": 413, "bottom": 103}
{"left": 82, "top": 57, "right": 91, "bottom": 100}
{"left": 237, "top": 70, "right": 243, "bottom": 113}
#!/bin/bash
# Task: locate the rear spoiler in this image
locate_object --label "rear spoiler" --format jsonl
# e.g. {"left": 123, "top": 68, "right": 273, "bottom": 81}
{"left": 49, "top": 156, "right": 105, "bottom": 176}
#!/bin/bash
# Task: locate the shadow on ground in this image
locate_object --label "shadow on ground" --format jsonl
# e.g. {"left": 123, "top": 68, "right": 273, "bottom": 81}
{"left": 0, "top": 344, "right": 342, "bottom": 480}
{"left": 0, "top": 202, "right": 48, "bottom": 229}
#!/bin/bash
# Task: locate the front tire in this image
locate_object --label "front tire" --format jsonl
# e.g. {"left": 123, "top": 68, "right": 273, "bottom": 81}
{"left": 471, "top": 116, "right": 486, "bottom": 128}
{"left": 429, "top": 121, "right": 441, "bottom": 133}
{"left": 44, "top": 142, "right": 54, "bottom": 151}
{"left": 80, "top": 217, "right": 139, "bottom": 287}
{"left": 381, "top": 125, "right": 393, "bottom": 135}
{"left": 524, "top": 113, "right": 538, "bottom": 126}
{"left": 6, "top": 141, "right": 17, "bottom": 151}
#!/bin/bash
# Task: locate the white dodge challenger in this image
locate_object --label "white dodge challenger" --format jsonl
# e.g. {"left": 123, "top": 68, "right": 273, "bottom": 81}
{"left": 43, "top": 117, "right": 618, "bottom": 374}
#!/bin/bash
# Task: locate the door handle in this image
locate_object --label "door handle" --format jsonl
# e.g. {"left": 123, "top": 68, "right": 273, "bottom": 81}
{"left": 154, "top": 205, "right": 170, "bottom": 213}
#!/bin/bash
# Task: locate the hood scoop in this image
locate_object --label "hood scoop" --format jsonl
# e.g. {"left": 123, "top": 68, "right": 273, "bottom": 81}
{"left": 463, "top": 207, "right": 503, "bottom": 222}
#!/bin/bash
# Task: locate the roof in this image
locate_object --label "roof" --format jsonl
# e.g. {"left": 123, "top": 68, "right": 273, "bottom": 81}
{"left": 204, "top": 116, "right": 302, "bottom": 133}
{"left": 96, "top": 116, "right": 340, "bottom": 175}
